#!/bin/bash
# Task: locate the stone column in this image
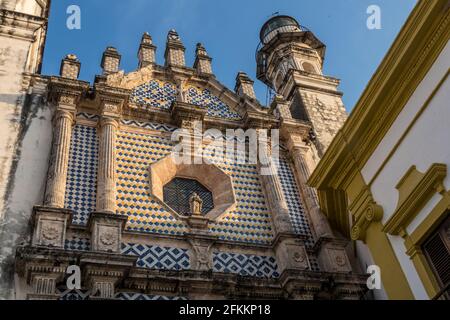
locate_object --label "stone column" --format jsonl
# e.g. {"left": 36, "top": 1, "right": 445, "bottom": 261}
{"left": 44, "top": 109, "right": 74, "bottom": 208}
{"left": 282, "top": 123, "right": 352, "bottom": 273}
{"left": 289, "top": 143, "right": 333, "bottom": 238}
{"left": 96, "top": 117, "right": 119, "bottom": 213}
{"left": 258, "top": 145, "right": 293, "bottom": 235}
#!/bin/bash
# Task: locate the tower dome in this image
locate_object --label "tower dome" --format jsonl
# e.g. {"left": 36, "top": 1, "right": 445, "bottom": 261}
{"left": 259, "top": 15, "right": 304, "bottom": 44}
{"left": 256, "top": 15, "right": 325, "bottom": 88}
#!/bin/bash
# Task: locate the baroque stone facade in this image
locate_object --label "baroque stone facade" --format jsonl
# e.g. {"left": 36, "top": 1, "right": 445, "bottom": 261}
{"left": 0, "top": 2, "right": 367, "bottom": 300}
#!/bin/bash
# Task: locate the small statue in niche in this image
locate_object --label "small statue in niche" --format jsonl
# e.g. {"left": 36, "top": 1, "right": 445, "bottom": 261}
{"left": 189, "top": 192, "right": 203, "bottom": 216}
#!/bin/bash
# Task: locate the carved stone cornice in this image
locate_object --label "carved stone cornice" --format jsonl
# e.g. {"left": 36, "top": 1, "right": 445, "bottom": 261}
{"left": 244, "top": 111, "right": 278, "bottom": 130}
{"left": 0, "top": 9, "right": 47, "bottom": 40}
{"left": 16, "top": 244, "right": 367, "bottom": 299}
{"left": 280, "top": 119, "right": 312, "bottom": 147}
{"left": 48, "top": 77, "right": 90, "bottom": 110}
{"left": 94, "top": 84, "right": 131, "bottom": 118}
{"left": 171, "top": 101, "right": 207, "bottom": 128}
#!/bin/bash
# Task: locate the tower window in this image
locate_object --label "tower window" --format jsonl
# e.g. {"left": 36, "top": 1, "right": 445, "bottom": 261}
{"left": 163, "top": 177, "right": 214, "bottom": 216}
{"left": 302, "top": 62, "right": 317, "bottom": 74}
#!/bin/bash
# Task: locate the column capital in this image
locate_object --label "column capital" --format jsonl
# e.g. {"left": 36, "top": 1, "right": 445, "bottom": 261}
{"left": 95, "top": 84, "right": 131, "bottom": 119}
{"left": 99, "top": 117, "right": 119, "bottom": 129}
{"left": 54, "top": 108, "right": 75, "bottom": 123}
{"left": 280, "top": 119, "right": 311, "bottom": 144}
{"left": 49, "top": 77, "right": 90, "bottom": 108}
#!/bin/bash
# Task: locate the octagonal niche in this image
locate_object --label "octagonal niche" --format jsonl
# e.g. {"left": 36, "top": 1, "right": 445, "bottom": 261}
{"left": 149, "top": 155, "right": 236, "bottom": 221}
{"left": 163, "top": 177, "right": 214, "bottom": 216}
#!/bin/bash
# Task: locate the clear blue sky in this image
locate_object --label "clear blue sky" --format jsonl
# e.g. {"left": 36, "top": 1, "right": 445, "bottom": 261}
{"left": 42, "top": 0, "right": 417, "bottom": 111}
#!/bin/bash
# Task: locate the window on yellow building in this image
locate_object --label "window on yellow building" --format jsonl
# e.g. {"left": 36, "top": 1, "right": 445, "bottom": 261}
{"left": 422, "top": 214, "right": 450, "bottom": 299}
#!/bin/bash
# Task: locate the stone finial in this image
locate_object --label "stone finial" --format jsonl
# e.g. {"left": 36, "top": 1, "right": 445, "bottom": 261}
{"left": 164, "top": 29, "right": 186, "bottom": 67}
{"left": 193, "top": 43, "right": 213, "bottom": 75}
{"left": 190, "top": 192, "right": 203, "bottom": 216}
{"left": 59, "top": 54, "right": 81, "bottom": 79}
{"left": 138, "top": 32, "right": 156, "bottom": 68}
{"left": 101, "top": 47, "right": 121, "bottom": 75}
{"left": 235, "top": 71, "right": 256, "bottom": 99}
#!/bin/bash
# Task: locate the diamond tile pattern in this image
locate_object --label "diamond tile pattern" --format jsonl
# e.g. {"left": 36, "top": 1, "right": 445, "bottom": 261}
{"left": 116, "top": 130, "right": 188, "bottom": 235}
{"left": 64, "top": 125, "right": 99, "bottom": 225}
{"left": 122, "top": 243, "right": 190, "bottom": 270}
{"left": 278, "top": 157, "right": 314, "bottom": 247}
{"left": 57, "top": 289, "right": 91, "bottom": 300}
{"left": 121, "top": 119, "right": 177, "bottom": 132}
{"left": 130, "top": 79, "right": 177, "bottom": 110}
{"left": 116, "top": 293, "right": 187, "bottom": 300}
{"left": 213, "top": 252, "right": 280, "bottom": 278}
{"left": 65, "top": 237, "right": 90, "bottom": 251}
{"left": 185, "top": 86, "right": 242, "bottom": 120}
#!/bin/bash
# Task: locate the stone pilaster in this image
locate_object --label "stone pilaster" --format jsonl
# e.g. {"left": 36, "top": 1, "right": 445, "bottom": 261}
{"left": 44, "top": 108, "right": 74, "bottom": 208}
{"left": 97, "top": 117, "right": 119, "bottom": 213}
{"left": 258, "top": 150, "right": 293, "bottom": 235}
{"left": 94, "top": 85, "right": 129, "bottom": 213}
{"left": 280, "top": 117, "right": 352, "bottom": 273}
{"left": 290, "top": 142, "right": 333, "bottom": 239}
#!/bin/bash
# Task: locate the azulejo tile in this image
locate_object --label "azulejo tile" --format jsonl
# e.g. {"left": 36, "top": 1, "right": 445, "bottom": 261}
{"left": 185, "top": 86, "right": 242, "bottom": 120}
{"left": 130, "top": 79, "right": 177, "bottom": 110}
{"left": 122, "top": 243, "right": 190, "bottom": 270}
{"left": 278, "top": 157, "right": 314, "bottom": 247}
{"left": 64, "top": 237, "right": 91, "bottom": 251}
{"left": 64, "top": 125, "right": 98, "bottom": 225}
{"left": 116, "top": 131, "right": 188, "bottom": 235}
{"left": 213, "top": 252, "right": 280, "bottom": 278}
{"left": 116, "top": 293, "right": 187, "bottom": 300}
{"left": 121, "top": 119, "right": 177, "bottom": 132}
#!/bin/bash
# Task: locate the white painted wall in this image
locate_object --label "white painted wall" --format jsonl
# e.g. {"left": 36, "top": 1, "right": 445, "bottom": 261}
{"left": 361, "top": 41, "right": 450, "bottom": 299}
{"left": 355, "top": 240, "right": 388, "bottom": 300}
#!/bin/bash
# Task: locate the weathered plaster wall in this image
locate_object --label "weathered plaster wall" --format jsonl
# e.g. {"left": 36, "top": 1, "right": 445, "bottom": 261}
{"left": 0, "top": 0, "right": 51, "bottom": 299}
{"left": 0, "top": 85, "right": 53, "bottom": 299}
{"left": 0, "top": 37, "right": 32, "bottom": 219}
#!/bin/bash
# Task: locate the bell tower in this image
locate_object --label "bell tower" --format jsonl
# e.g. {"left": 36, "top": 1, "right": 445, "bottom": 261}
{"left": 256, "top": 15, "right": 347, "bottom": 154}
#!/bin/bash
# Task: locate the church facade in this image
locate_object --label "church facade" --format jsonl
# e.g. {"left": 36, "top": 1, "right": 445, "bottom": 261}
{"left": 0, "top": 0, "right": 367, "bottom": 300}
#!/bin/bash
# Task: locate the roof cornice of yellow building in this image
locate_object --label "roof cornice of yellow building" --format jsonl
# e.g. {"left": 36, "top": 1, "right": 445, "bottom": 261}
{"left": 308, "top": 0, "right": 450, "bottom": 235}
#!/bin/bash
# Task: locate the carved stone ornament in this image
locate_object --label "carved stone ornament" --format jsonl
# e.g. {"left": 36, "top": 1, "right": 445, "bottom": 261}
{"left": 58, "top": 94, "right": 76, "bottom": 106}
{"left": 189, "top": 239, "right": 214, "bottom": 271}
{"left": 95, "top": 224, "right": 120, "bottom": 252}
{"left": 38, "top": 220, "right": 64, "bottom": 247}
{"left": 103, "top": 103, "right": 119, "bottom": 113}
{"left": 100, "top": 230, "right": 117, "bottom": 246}
{"left": 289, "top": 245, "right": 309, "bottom": 270}
{"left": 293, "top": 250, "right": 306, "bottom": 264}
{"left": 335, "top": 255, "right": 346, "bottom": 267}
{"left": 41, "top": 225, "right": 59, "bottom": 241}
